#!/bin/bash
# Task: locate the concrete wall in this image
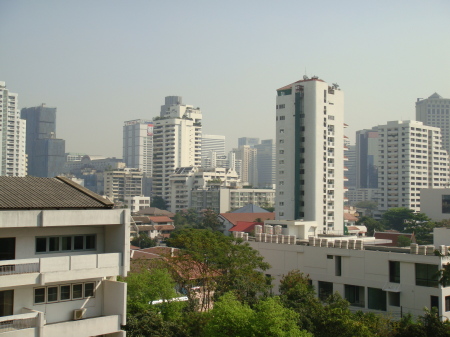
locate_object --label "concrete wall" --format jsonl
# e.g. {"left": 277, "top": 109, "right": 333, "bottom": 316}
{"left": 421, "top": 188, "right": 450, "bottom": 222}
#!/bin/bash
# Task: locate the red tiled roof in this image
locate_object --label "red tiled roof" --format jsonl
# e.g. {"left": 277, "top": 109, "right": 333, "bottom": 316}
{"left": 374, "top": 232, "right": 416, "bottom": 247}
{"left": 229, "top": 221, "right": 262, "bottom": 232}
{"left": 154, "top": 224, "right": 175, "bottom": 231}
{"left": 130, "top": 250, "right": 162, "bottom": 260}
{"left": 219, "top": 212, "right": 275, "bottom": 226}
{"left": 130, "top": 245, "right": 140, "bottom": 250}
{"left": 149, "top": 216, "right": 174, "bottom": 223}
{"left": 344, "top": 213, "right": 358, "bottom": 221}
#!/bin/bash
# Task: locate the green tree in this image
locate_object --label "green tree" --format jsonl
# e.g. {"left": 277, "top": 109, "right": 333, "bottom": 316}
{"left": 382, "top": 208, "right": 430, "bottom": 232}
{"left": 131, "top": 232, "right": 157, "bottom": 249}
{"left": 355, "top": 200, "right": 378, "bottom": 216}
{"left": 167, "top": 229, "right": 271, "bottom": 307}
{"left": 198, "top": 208, "right": 222, "bottom": 231}
{"left": 203, "top": 292, "right": 311, "bottom": 337}
{"left": 437, "top": 263, "right": 450, "bottom": 287}
{"left": 356, "top": 216, "right": 385, "bottom": 236}
{"left": 397, "top": 235, "right": 411, "bottom": 247}
{"left": 151, "top": 196, "right": 168, "bottom": 210}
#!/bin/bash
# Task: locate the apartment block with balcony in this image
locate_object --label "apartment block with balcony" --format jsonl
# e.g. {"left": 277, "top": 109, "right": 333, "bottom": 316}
{"left": 0, "top": 176, "right": 129, "bottom": 337}
{"left": 377, "top": 121, "right": 449, "bottom": 212}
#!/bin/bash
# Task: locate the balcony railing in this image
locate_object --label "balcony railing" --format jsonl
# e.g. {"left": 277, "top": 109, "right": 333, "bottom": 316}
{"left": 0, "top": 311, "right": 39, "bottom": 334}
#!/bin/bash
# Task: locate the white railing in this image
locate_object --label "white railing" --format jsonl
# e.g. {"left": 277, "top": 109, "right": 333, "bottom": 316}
{"left": 0, "top": 312, "right": 38, "bottom": 333}
{"left": 0, "top": 252, "right": 121, "bottom": 277}
{"left": 0, "top": 259, "right": 39, "bottom": 276}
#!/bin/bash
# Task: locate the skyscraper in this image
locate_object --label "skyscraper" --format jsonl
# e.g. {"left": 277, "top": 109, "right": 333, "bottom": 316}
{"left": 238, "top": 137, "right": 260, "bottom": 147}
{"left": 0, "top": 81, "right": 27, "bottom": 176}
{"left": 152, "top": 96, "right": 202, "bottom": 209}
{"left": 377, "top": 120, "right": 449, "bottom": 212}
{"left": 355, "top": 128, "right": 379, "bottom": 189}
{"left": 201, "top": 134, "right": 225, "bottom": 168}
{"left": 275, "top": 77, "right": 344, "bottom": 233}
{"left": 123, "top": 119, "right": 153, "bottom": 175}
{"left": 416, "top": 93, "right": 450, "bottom": 153}
{"left": 255, "top": 139, "right": 275, "bottom": 188}
{"left": 21, "top": 104, "right": 65, "bottom": 177}
{"left": 233, "top": 145, "right": 258, "bottom": 187}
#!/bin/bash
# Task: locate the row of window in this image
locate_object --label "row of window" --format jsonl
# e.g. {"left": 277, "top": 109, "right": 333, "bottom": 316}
{"left": 34, "top": 282, "right": 96, "bottom": 304}
{"left": 36, "top": 235, "right": 96, "bottom": 253}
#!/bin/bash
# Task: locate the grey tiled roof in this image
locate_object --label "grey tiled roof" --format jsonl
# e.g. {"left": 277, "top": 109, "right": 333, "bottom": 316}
{"left": 0, "top": 176, "right": 114, "bottom": 210}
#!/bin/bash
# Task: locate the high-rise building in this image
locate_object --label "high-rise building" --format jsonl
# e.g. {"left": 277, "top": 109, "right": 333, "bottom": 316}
{"left": 201, "top": 134, "right": 225, "bottom": 168}
{"left": 345, "top": 143, "right": 356, "bottom": 190}
{"left": 255, "top": 139, "right": 275, "bottom": 188}
{"left": 356, "top": 128, "right": 379, "bottom": 189}
{"left": 416, "top": 93, "right": 450, "bottom": 153}
{"left": 377, "top": 120, "right": 449, "bottom": 212}
{"left": 152, "top": 97, "right": 202, "bottom": 208}
{"left": 0, "top": 81, "right": 27, "bottom": 176}
{"left": 275, "top": 77, "right": 344, "bottom": 233}
{"left": 21, "top": 104, "right": 65, "bottom": 177}
{"left": 233, "top": 145, "right": 258, "bottom": 187}
{"left": 104, "top": 168, "right": 144, "bottom": 204}
{"left": 123, "top": 119, "right": 153, "bottom": 175}
{"left": 238, "top": 137, "right": 260, "bottom": 147}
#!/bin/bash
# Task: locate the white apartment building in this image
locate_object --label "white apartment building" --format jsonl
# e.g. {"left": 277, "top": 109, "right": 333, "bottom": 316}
{"left": 104, "top": 168, "right": 144, "bottom": 204}
{"left": 275, "top": 77, "right": 345, "bottom": 233}
{"left": 190, "top": 188, "right": 275, "bottom": 213}
{"left": 152, "top": 97, "right": 202, "bottom": 208}
{"left": 238, "top": 222, "right": 450, "bottom": 320}
{"left": 233, "top": 145, "right": 258, "bottom": 187}
{"left": 0, "top": 81, "right": 27, "bottom": 177}
{"left": 201, "top": 134, "right": 225, "bottom": 168}
{"left": 123, "top": 119, "right": 153, "bottom": 175}
{"left": 377, "top": 120, "right": 449, "bottom": 212}
{"left": 416, "top": 93, "right": 450, "bottom": 154}
{"left": 124, "top": 195, "right": 151, "bottom": 213}
{"left": 0, "top": 176, "right": 129, "bottom": 337}
{"left": 168, "top": 166, "right": 239, "bottom": 212}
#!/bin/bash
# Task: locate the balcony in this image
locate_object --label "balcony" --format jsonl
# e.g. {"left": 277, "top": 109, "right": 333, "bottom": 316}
{"left": 0, "top": 253, "right": 123, "bottom": 287}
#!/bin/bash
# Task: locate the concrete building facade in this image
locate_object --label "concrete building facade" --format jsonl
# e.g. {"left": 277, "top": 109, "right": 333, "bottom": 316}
{"left": 377, "top": 120, "right": 449, "bottom": 212}
{"left": 201, "top": 134, "right": 225, "bottom": 168}
{"left": 21, "top": 104, "right": 65, "bottom": 178}
{"left": 416, "top": 93, "right": 450, "bottom": 154}
{"left": 275, "top": 77, "right": 345, "bottom": 233}
{"left": 123, "top": 119, "right": 153, "bottom": 175}
{"left": 255, "top": 139, "right": 275, "bottom": 188}
{"left": 104, "top": 168, "right": 144, "bottom": 204}
{"left": 0, "top": 81, "right": 27, "bottom": 177}
{"left": 152, "top": 97, "right": 202, "bottom": 208}
{"left": 233, "top": 145, "right": 258, "bottom": 187}
{"left": 0, "top": 176, "right": 129, "bottom": 337}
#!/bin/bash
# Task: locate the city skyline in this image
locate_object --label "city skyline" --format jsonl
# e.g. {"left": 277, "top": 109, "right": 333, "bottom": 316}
{"left": 1, "top": 1, "right": 449, "bottom": 157}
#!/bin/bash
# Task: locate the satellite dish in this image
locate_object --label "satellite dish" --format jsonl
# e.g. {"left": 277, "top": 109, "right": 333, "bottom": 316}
{"left": 303, "top": 75, "right": 309, "bottom": 80}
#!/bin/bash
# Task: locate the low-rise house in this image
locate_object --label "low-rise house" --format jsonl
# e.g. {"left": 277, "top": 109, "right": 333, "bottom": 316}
{"left": 0, "top": 176, "right": 129, "bottom": 337}
{"left": 218, "top": 204, "right": 275, "bottom": 234}
{"left": 133, "top": 216, "right": 175, "bottom": 240}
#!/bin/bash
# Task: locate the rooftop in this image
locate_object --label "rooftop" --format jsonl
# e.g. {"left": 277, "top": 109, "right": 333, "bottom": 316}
{"left": 0, "top": 176, "right": 113, "bottom": 210}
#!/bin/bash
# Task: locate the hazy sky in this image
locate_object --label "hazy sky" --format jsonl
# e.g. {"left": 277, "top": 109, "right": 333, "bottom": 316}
{"left": 1, "top": 1, "right": 449, "bottom": 157}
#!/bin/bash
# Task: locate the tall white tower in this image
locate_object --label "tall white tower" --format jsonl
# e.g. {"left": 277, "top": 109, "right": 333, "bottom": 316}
{"left": 275, "top": 77, "right": 344, "bottom": 233}
{"left": 377, "top": 120, "right": 449, "bottom": 212}
{"left": 123, "top": 119, "right": 153, "bottom": 175}
{"left": 201, "top": 134, "right": 225, "bottom": 168}
{"left": 0, "top": 81, "right": 27, "bottom": 176}
{"left": 416, "top": 93, "right": 450, "bottom": 154}
{"left": 152, "top": 97, "right": 202, "bottom": 210}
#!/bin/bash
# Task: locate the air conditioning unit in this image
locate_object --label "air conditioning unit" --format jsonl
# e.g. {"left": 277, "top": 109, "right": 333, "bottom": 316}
{"left": 73, "top": 309, "right": 86, "bottom": 320}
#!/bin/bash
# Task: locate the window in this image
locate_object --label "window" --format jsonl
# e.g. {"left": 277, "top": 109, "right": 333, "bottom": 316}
{"left": 34, "top": 283, "right": 95, "bottom": 304}
{"left": 279, "top": 129, "right": 285, "bottom": 134}
{"left": 443, "top": 195, "right": 450, "bottom": 213}
{"left": 446, "top": 296, "right": 450, "bottom": 311}
{"left": 389, "top": 292, "right": 400, "bottom": 307}
{"left": 335, "top": 256, "right": 342, "bottom": 276}
{"left": 35, "top": 235, "right": 97, "bottom": 253}
{"left": 415, "top": 263, "right": 439, "bottom": 287}
{"left": 318, "top": 281, "right": 333, "bottom": 301}
{"left": 279, "top": 116, "right": 285, "bottom": 120}
{"left": 368, "top": 288, "right": 387, "bottom": 311}
{"left": 389, "top": 261, "right": 400, "bottom": 283}
{"left": 344, "top": 285, "right": 364, "bottom": 307}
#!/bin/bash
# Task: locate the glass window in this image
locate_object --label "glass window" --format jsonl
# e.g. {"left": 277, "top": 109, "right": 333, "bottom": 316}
{"left": 318, "top": 281, "right": 333, "bottom": 301}
{"left": 84, "top": 283, "right": 95, "bottom": 297}
{"left": 34, "top": 288, "right": 46, "bottom": 304}
{"left": 72, "top": 284, "right": 83, "bottom": 299}
{"left": 47, "top": 286, "right": 58, "bottom": 302}
{"left": 61, "top": 237, "right": 72, "bottom": 251}
{"left": 48, "top": 237, "right": 59, "bottom": 252}
{"left": 389, "top": 292, "right": 400, "bottom": 307}
{"left": 389, "top": 261, "right": 400, "bottom": 283}
{"left": 443, "top": 195, "right": 450, "bottom": 213}
{"left": 344, "top": 285, "right": 364, "bottom": 307}
{"left": 60, "top": 285, "right": 71, "bottom": 301}
{"left": 335, "top": 256, "right": 342, "bottom": 276}
{"left": 368, "top": 288, "right": 387, "bottom": 311}
{"left": 74, "top": 236, "right": 84, "bottom": 250}
{"left": 415, "top": 263, "right": 439, "bottom": 287}
{"left": 85, "top": 235, "right": 96, "bottom": 250}
{"left": 36, "top": 238, "right": 47, "bottom": 253}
